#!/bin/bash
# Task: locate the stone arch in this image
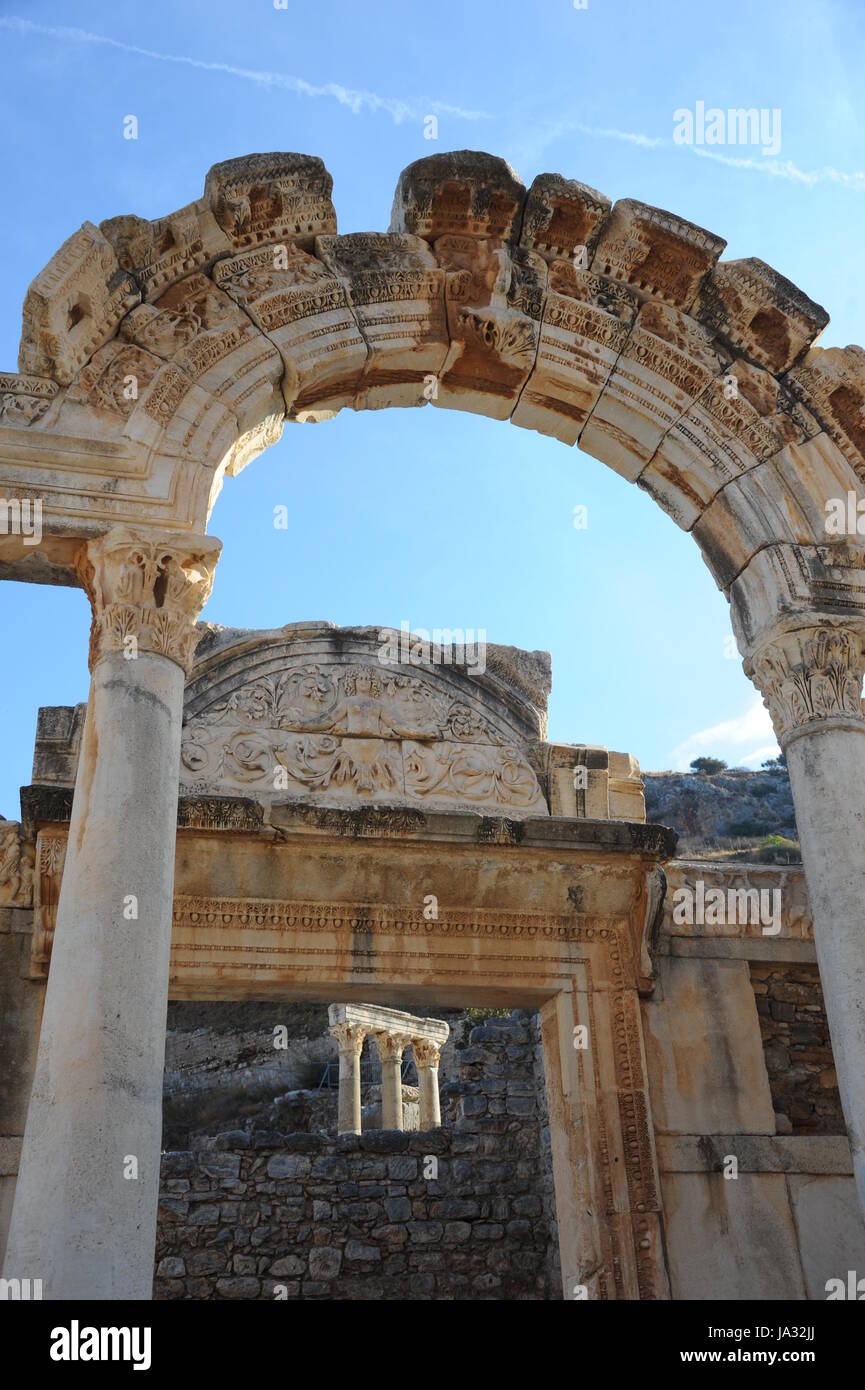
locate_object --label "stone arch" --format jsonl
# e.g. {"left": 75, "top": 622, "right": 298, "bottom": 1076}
{"left": 2, "top": 147, "right": 864, "bottom": 668}
{"left": 4, "top": 149, "right": 865, "bottom": 1300}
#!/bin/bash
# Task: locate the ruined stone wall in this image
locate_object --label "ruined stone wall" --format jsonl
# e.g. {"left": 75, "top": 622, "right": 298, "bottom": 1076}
{"left": 154, "top": 1010, "right": 557, "bottom": 1300}
{"left": 749, "top": 963, "right": 846, "bottom": 1136}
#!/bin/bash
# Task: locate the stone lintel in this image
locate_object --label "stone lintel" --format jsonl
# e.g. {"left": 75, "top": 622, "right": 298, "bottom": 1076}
{"left": 17, "top": 788, "right": 676, "bottom": 858}
{"left": 328, "top": 1002, "right": 449, "bottom": 1046}
{"left": 656, "top": 1134, "right": 853, "bottom": 1176}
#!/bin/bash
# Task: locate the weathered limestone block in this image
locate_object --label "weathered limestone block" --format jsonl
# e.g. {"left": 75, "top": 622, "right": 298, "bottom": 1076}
{"left": 637, "top": 363, "right": 789, "bottom": 529}
{"left": 641, "top": 957, "right": 775, "bottom": 1134}
{"left": 433, "top": 240, "right": 545, "bottom": 418}
{"left": 608, "top": 751, "right": 646, "bottom": 823}
{"left": 581, "top": 301, "right": 724, "bottom": 481}
{"left": 787, "top": 1175, "right": 865, "bottom": 1300}
{"left": 127, "top": 361, "right": 239, "bottom": 465}
{"left": 660, "top": 1173, "right": 806, "bottom": 1299}
{"left": 787, "top": 345, "right": 865, "bottom": 480}
{"left": 204, "top": 153, "right": 336, "bottom": 253}
{"left": 695, "top": 432, "right": 863, "bottom": 593}
{"left": 390, "top": 151, "right": 525, "bottom": 245}
{"left": 592, "top": 199, "right": 726, "bottom": 310}
{"left": 723, "top": 539, "right": 862, "bottom": 653}
{"left": 512, "top": 263, "right": 638, "bottom": 444}
{"left": 519, "top": 173, "right": 611, "bottom": 264}
{"left": 695, "top": 258, "right": 829, "bottom": 375}
{"left": 390, "top": 152, "right": 538, "bottom": 418}
{"left": 662, "top": 861, "right": 813, "bottom": 944}
{"left": 18, "top": 222, "right": 140, "bottom": 385}
{"left": 213, "top": 245, "right": 367, "bottom": 421}
{"left": 30, "top": 703, "right": 86, "bottom": 784}
{"left": 101, "top": 201, "right": 231, "bottom": 303}
{"left": 545, "top": 743, "right": 610, "bottom": 818}
{"left": 693, "top": 457, "right": 822, "bottom": 590}
{"left": 119, "top": 273, "right": 285, "bottom": 441}
{"left": 0, "top": 373, "right": 59, "bottom": 428}
{"left": 314, "top": 233, "right": 448, "bottom": 408}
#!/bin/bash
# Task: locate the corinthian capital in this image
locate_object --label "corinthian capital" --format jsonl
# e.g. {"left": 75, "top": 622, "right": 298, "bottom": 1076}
{"left": 412, "top": 1039, "right": 441, "bottom": 1070}
{"left": 76, "top": 526, "right": 221, "bottom": 674}
{"left": 374, "top": 1031, "right": 412, "bottom": 1064}
{"left": 329, "top": 1022, "right": 366, "bottom": 1057}
{"left": 745, "top": 624, "right": 865, "bottom": 745}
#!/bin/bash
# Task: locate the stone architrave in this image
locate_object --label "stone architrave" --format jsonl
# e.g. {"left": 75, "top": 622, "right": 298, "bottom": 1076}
{"left": 2, "top": 526, "right": 220, "bottom": 1301}
{"left": 746, "top": 623, "right": 865, "bottom": 1212}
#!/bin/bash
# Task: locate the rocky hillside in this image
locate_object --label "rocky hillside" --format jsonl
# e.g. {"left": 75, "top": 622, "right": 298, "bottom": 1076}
{"left": 644, "top": 765, "right": 799, "bottom": 861}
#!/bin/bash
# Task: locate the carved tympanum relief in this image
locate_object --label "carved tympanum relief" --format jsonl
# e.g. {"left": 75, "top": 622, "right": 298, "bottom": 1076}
{"left": 180, "top": 659, "right": 547, "bottom": 815}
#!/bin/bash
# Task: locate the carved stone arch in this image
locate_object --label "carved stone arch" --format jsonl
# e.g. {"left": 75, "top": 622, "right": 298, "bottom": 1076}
{"left": 2, "top": 147, "right": 864, "bottom": 672}
{"left": 7, "top": 150, "right": 865, "bottom": 1302}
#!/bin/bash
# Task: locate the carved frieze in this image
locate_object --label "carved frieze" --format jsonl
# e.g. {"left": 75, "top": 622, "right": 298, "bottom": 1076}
{"left": 204, "top": 152, "right": 337, "bottom": 252}
{"left": 179, "top": 660, "right": 547, "bottom": 815}
{"left": 314, "top": 232, "right": 448, "bottom": 408}
{"left": 29, "top": 832, "right": 66, "bottom": 977}
{"left": 512, "top": 264, "right": 638, "bottom": 444}
{"left": 592, "top": 199, "right": 726, "bottom": 309}
{"left": 213, "top": 244, "right": 367, "bottom": 420}
{"left": 0, "top": 822, "right": 35, "bottom": 906}
{"left": 580, "top": 300, "right": 725, "bottom": 482}
{"left": 119, "top": 273, "right": 285, "bottom": 432}
{"left": 0, "top": 373, "right": 59, "bottom": 427}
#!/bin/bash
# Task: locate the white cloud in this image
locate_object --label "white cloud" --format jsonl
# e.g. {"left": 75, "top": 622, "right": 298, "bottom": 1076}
{"left": 0, "top": 17, "right": 489, "bottom": 124}
{"left": 671, "top": 697, "right": 780, "bottom": 772}
{"left": 512, "top": 116, "right": 865, "bottom": 191}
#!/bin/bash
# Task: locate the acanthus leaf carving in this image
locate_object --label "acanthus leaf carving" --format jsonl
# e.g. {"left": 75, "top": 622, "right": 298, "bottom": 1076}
{"left": 76, "top": 527, "right": 221, "bottom": 675}
{"left": 746, "top": 625, "right": 865, "bottom": 743}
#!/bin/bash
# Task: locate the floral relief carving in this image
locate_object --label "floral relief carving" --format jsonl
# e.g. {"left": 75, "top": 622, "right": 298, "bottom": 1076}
{"left": 76, "top": 527, "right": 221, "bottom": 674}
{"left": 180, "top": 660, "right": 546, "bottom": 814}
{"left": 747, "top": 626, "right": 865, "bottom": 742}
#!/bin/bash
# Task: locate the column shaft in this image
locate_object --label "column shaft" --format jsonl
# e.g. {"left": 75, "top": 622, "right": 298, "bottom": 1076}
{"left": 380, "top": 1057, "right": 404, "bottom": 1131}
{"left": 3, "top": 526, "right": 219, "bottom": 1300}
{"left": 3, "top": 651, "right": 184, "bottom": 1299}
{"left": 786, "top": 726, "right": 865, "bottom": 1210}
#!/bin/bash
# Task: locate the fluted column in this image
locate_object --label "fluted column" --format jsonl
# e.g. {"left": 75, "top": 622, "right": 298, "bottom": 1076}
{"left": 414, "top": 1039, "right": 443, "bottom": 1129}
{"left": 746, "top": 622, "right": 865, "bottom": 1214}
{"left": 329, "top": 1023, "right": 366, "bottom": 1135}
{"left": 3, "top": 526, "right": 220, "bottom": 1300}
{"left": 375, "top": 1032, "right": 412, "bottom": 1131}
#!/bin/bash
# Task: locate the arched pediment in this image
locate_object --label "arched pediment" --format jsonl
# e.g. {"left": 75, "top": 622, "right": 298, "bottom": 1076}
{"left": 180, "top": 621, "right": 552, "bottom": 816}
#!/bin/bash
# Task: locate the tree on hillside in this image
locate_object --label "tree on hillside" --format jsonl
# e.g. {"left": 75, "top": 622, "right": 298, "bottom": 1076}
{"left": 761, "top": 753, "right": 787, "bottom": 769}
{"left": 689, "top": 757, "right": 727, "bottom": 775}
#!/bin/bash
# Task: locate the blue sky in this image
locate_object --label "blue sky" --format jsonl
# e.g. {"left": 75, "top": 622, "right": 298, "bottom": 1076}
{"left": 1, "top": 0, "right": 863, "bottom": 818}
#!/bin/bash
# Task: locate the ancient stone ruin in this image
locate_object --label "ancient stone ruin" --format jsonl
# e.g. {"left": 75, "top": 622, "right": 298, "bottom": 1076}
{"left": 1, "top": 149, "right": 865, "bottom": 1301}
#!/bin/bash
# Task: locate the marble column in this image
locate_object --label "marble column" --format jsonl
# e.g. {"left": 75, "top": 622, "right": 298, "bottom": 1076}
{"left": 414, "top": 1039, "right": 443, "bottom": 1129}
{"left": 329, "top": 1023, "right": 366, "bottom": 1135}
{"left": 2, "top": 526, "right": 220, "bottom": 1300}
{"left": 747, "top": 623, "right": 865, "bottom": 1214}
{"left": 375, "top": 1032, "right": 411, "bottom": 1131}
